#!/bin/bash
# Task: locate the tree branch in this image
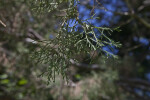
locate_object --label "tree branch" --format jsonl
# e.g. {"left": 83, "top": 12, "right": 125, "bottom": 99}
{"left": 0, "top": 19, "right": 6, "bottom": 27}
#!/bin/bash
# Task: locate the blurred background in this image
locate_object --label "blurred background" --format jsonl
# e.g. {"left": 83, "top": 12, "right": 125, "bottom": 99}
{"left": 0, "top": 0, "right": 150, "bottom": 100}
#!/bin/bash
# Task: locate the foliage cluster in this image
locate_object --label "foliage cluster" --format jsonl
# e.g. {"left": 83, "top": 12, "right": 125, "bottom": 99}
{"left": 31, "top": 0, "right": 121, "bottom": 82}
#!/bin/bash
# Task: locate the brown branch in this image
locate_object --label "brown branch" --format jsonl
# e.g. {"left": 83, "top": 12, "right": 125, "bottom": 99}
{"left": 28, "top": 28, "right": 44, "bottom": 40}
{"left": 134, "top": 15, "right": 150, "bottom": 28}
{"left": 126, "top": 44, "right": 142, "bottom": 52}
{"left": 70, "top": 59, "right": 105, "bottom": 71}
{"left": 90, "top": 0, "right": 96, "bottom": 15}
{"left": 117, "top": 77, "right": 150, "bottom": 100}
{"left": 96, "top": 0, "right": 150, "bottom": 29}
{"left": 0, "top": 20, "right": 6, "bottom": 27}
{"left": 119, "top": 83, "right": 149, "bottom": 100}
{"left": 113, "top": 11, "right": 150, "bottom": 29}
{"left": 119, "top": 77, "right": 150, "bottom": 87}
{"left": 124, "top": 0, "right": 150, "bottom": 28}
{"left": 124, "top": 0, "right": 135, "bottom": 14}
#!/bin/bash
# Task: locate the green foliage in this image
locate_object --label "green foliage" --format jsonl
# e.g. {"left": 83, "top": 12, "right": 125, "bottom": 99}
{"left": 30, "top": 0, "right": 78, "bottom": 13}
{"left": 31, "top": 0, "right": 122, "bottom": 82}
{"left": 18, "top": 79, "right": 28, "bottom": 85}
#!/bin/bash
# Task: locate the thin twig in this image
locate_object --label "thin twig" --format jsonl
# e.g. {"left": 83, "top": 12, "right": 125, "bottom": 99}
{"left": 0, "top": 20, "right": 6, "bottom": 27}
